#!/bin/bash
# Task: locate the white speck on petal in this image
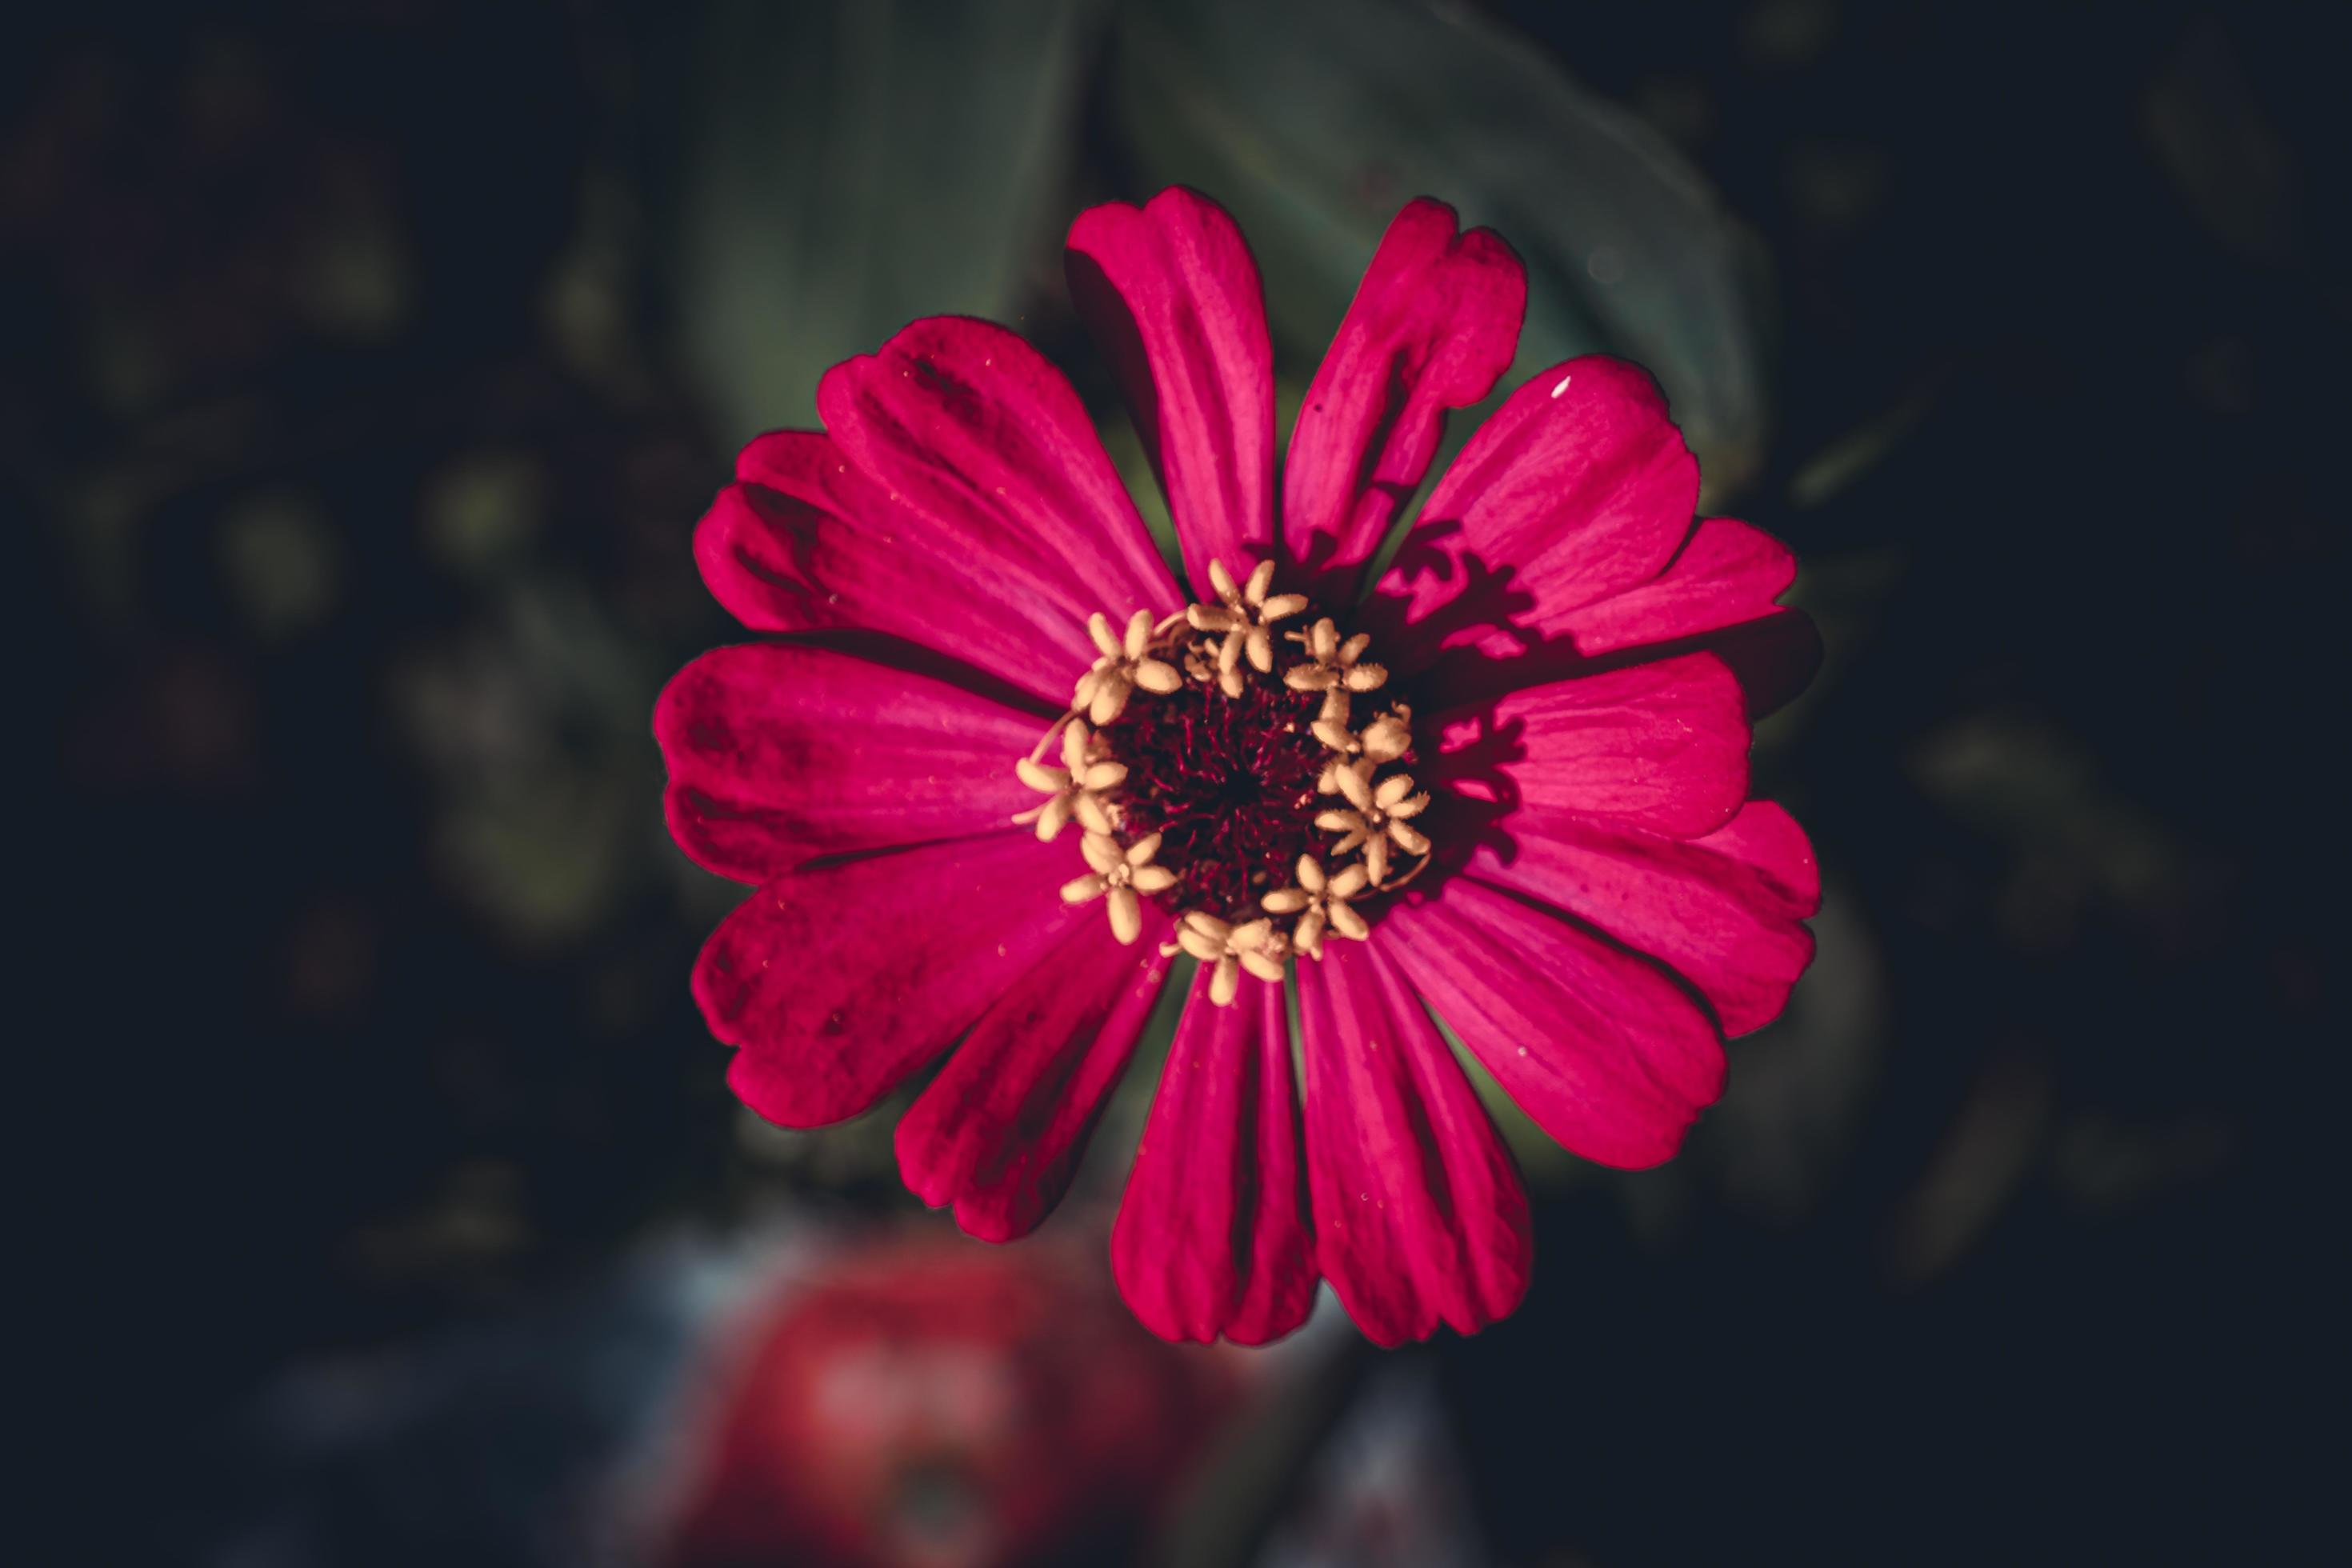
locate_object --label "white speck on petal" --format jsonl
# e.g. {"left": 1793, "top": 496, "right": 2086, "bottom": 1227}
{"left": 1550, "top": 373, "right": 1573, "bottom": 398}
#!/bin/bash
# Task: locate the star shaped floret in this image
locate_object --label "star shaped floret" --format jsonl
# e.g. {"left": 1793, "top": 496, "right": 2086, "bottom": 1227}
{"left": 1013, "top": 719, "right": 1123, "bottom": 840}
{"left": 1074, "top": 610, "right": 1185, "bottom": 725}
{"left": 1059, "top": 830, "right": 1176, "bottom": 944}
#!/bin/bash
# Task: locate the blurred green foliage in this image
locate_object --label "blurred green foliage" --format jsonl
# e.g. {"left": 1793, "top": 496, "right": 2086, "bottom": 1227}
{"left": 675, "top": 0, "right": 1098, "bottom": 441}
{"left": 671, "top": 0, "right": 1769, "bottom": 505}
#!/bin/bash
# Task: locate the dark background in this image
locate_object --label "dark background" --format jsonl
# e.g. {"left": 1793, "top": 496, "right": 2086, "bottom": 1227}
{"left": 14, "top": 0, "right": 2339, "bottom": 1562}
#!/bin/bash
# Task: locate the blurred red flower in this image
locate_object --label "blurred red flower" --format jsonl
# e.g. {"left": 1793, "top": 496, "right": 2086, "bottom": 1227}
{"left": 657, "top": 188, "right": 1819, "bottom": 1346}
{"left": 662, "top": 1241, "right": 1230, "bottom": 1568}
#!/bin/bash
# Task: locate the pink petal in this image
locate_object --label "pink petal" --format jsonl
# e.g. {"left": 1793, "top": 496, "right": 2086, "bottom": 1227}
{"left": 1382, "top": 878, "right": 1726, "bottom": 1170}
{"left": 1430, "top": 651, "right": 1750, "bottom": 839}
{"left": 698, "top": 832, "right": 1076, "bottom": 1128}
{"left": 696, "top": 431, "right": 1082, "bottom": 709}
{"left": 1562, "top": 517, "right": 1819, "bottom": 721}
{"left": 1282, "top": 198, "right": 1526, "bottom": 593}
{"left": 896, "top": 909, "right": 1174, "bottom": 1242}
{"left": 1378, "top": 356, "right": 1697, "bottom": 674}
{"left": 654, "top": 642, "right": 1043, "bottom": 885}
{"left": 1557, "top": 516, "right": 1797, "bottom": 655}
{"left": 817, "top": 316, "right": 1182, "bottom": 630}
{"left": 1066, "top": 188, "right": 1274, "bottom": 586}
{"left": 1402, "top": 515, "right": 1822, "bottom": 718}
{"left": 1112, "top": 974, "right": 1315, "bottom": 1345}
{"left": 1465, "top": 801, "right": 1818, "bottom": 1037}
{"left": 1297, "top": 941, "right": 1531, "bottom": 1346}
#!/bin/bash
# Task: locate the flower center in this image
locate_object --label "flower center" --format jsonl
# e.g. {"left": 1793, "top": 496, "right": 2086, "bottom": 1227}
{"left": 1096, "top": 672, "right": 1326, "bottom": 917}
{"left": 1012, "top": 558, "right": 1433, "bottom": 1005}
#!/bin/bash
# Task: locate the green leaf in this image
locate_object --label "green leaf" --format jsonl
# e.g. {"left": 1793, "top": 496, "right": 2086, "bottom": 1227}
{"left": 673, "top": 0, "right": 1098, "bottom": 442}
{"left": 1111, "top": 0, "right": 1772, "bottom": 501}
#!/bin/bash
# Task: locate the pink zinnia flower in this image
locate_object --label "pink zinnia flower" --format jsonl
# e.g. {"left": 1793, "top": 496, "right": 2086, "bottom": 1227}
{"left": 658, "top": 189, "right": 1819, "bottom": 1346}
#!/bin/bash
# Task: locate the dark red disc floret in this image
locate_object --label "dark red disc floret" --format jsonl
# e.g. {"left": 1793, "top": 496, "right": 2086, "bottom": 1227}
{"left": 1096, "top": 675, "right": 1330, "bottom": 918}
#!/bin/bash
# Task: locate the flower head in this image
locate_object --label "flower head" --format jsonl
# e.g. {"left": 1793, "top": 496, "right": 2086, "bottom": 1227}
{"left": 658, "top": 187, "right": 1821, "bottom": 1347}
{"left": 664, "top": 1240, "right": 1226, "bottom": 1567}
